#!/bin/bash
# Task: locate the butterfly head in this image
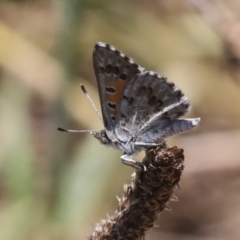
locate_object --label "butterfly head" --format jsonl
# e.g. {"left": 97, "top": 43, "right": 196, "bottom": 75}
{"left": 91, "top": 130, "right": 111, "bottom": 146}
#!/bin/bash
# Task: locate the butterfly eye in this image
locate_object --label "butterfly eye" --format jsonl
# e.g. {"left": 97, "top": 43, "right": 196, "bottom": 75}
{"left": 101, "top": 137, "right": 108, "bottom": 144}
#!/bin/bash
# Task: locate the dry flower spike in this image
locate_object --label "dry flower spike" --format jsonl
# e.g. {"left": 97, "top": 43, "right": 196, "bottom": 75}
{"left": 89, "top": 144, "right": 185, "bottom": 240}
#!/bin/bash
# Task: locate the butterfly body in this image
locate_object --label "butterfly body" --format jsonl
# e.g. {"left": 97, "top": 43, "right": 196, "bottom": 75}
{"left": 91, "top": 42, "right": 200, "bottom": 168}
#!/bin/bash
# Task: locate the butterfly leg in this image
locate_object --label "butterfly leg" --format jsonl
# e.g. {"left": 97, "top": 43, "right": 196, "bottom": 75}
{"left": 134, "top": 142, "right": 161, "bottom": 147}
{"left": 121, "top": 154, "right": 144, "bottom": 170}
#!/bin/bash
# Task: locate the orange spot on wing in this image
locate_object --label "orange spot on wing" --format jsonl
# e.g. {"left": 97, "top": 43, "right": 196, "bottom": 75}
{"left": 107, "top": 79, "right": 126, "bottom": 105}
{"left": 105, "top": 79, "right": 126, "bottom": 116}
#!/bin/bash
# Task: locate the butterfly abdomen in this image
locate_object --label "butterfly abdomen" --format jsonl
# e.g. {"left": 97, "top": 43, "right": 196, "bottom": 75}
{"left": 163, "top": 118, "right": 200, "bottom": 138}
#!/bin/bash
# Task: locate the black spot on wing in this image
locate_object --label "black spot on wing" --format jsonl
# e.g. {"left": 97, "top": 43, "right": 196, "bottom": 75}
{"left": 129, "top": 97, "right": 134, "bottom": 105}
{"left": 106, "top": 64, "right": 112, "bottom": 74}
{"left": 120, "top": 73, "right": 127, "bottom": 80}
{"left": 184, "top": 102, "right": 190, "bottom": 109}
{"left": 99, "top": 66, "right": 105, "bottom": 72}
{"left": 138, "top": 86, "right": 146, "bottom": 95}
{"left": 105, "top": 87, "right": 116, "bottom": 94}
{"left": 121, "top": 122, "right": 126, "bottom": 127}
{"left": 155, "top": 99, "right": 163, "bottom": 109}
{"left": 121, "top": 113, "right": 127, "bottom": 118}
{"left": 107, "top": 102, "right": 117, "bottom": 110}
{"left": 148, "top": 96, "right": 157, "bottom": 105}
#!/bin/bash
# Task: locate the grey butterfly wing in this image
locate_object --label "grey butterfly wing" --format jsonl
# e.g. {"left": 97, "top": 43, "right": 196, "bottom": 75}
{"left": 93, "top": 42, "right": 144, "bottom": 130}
{"left": 115, "top": 71, "right": 190, "bottom": 142}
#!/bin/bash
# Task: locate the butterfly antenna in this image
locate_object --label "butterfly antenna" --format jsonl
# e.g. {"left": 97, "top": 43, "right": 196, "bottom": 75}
{"left": 80, "top": 84, "right": 103, "bottom": 123}
{"left": 57, "top": 127, "right": 95, "bottom": 134}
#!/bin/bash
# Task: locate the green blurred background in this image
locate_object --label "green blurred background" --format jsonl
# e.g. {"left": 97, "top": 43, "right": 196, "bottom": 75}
{"left": 1, "top": 0, "right": 240, "bottom": 239}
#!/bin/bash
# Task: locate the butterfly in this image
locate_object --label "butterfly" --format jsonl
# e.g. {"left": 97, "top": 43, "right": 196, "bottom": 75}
{"left": 58, "top": 42, "right": 200, "bottom": 169}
